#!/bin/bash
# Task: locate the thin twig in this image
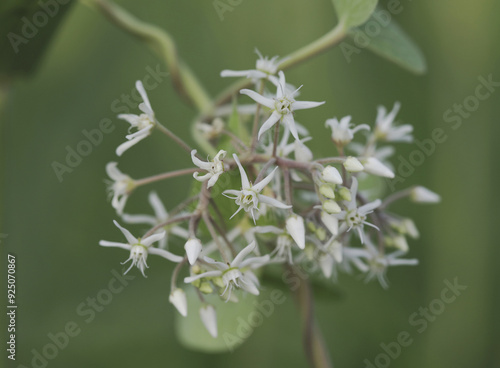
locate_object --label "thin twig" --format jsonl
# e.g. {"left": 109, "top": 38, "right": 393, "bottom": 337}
{"left": 143, "top": 214, "right": 193, "bottom": 239}
{"left": 135, "top": 168, "right": 198, "bottom": 187}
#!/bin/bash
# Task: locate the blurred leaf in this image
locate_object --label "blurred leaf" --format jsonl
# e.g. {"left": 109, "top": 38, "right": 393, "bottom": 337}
{"left": 175, "top": 288, "right": 258, "bottom": 353}
{"left": 332, "top": 0, "right": 378, "bottom": 29}
{"left": 348, "top": 15, "right": 427, "bottom": 74}
{"left": 0, "top": 0, "right": 74, "bottom": 80}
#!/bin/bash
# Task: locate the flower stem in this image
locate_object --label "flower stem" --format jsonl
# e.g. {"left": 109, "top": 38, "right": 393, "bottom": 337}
{"left": 143, "top": 214, "right": 193, "bottom": 239}
{"left": 155, "top": 122, "right": 194, "bottom": 154}
{"left": 135, "top": 168, "right": 198, "bottom": 187}
{"left": 89, "top": 0, "right": 212, "bottom": 113}
{"left": 251, "top": 81, "right": 265, "bottom": 153}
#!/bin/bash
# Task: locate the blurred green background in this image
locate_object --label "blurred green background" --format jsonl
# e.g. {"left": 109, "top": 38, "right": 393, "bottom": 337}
{"left": 1, "top": 0, "right": 499, "bottom": 367}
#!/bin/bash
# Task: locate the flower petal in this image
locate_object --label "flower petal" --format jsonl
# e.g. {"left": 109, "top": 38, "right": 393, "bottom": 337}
{"left": 257, "top": 111, "right": 281, "bottom": 140}
{"left": 259, "top": 195, "right": 291, "bottom": 209}
{"left": 233, "top": 153, "right": 250, "bottom": 189}
{"left": 240, "top": 89, "right": 274, "bottom": 109}
{"left": 113, "top": 220, "right": 137, "bottom": 244}
{"left": 252, "top": 167, "right": 278, "bottom": 193}
{"left": 149, "top": 247, "right": 184, "bottom": 262}
{"left": 232, "top": 241, "right": 256, "bottom": 267}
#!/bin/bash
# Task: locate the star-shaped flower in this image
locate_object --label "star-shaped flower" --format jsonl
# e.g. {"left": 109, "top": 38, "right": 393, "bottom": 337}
{"left": 184, "top": 241, "right": 269, "bottom": 301}
{"left": 223, "top": 154, "right": 291, "bottom": 223}
{"left": 116, "top": 80, "right": 156, "bottom": 156}
{"left": 325, "top": 116, "right": 370, "bottom": 147}
{"left": 122, "top": 191, "right": 189, "bottom": 249}
{"left": 240, "top": 71, "right": 324, "bottom": 141}
{"left": 99, "top": 220, "right": 183, "bottom": 277}
{"left": 351, "top": 236, "right": 418, "bottom": 289}
{"left": 333, "top": 178, "right": 381, "bottom": 243}
{"left": 191, "top": 149, "right": 227, "bottom": 188}
{"left": 106, "top": 162, "right": 135, "bottom": 215}
{"left": 375, "top": 102, "right": 413, "bottom": 143}
{"left": 220, "top": 49, "right": 284, "bottom": 82}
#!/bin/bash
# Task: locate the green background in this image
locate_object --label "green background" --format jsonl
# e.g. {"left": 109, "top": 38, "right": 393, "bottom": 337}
{"left": 1, "top": 0, "right": 499, "bottom": 367}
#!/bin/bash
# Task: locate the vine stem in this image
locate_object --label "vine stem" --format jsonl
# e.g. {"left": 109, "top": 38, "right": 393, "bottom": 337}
{"left": 287, "top": 265, "right": 333, "bottom": 368}
{"left": 134, "top": 168, "right": 198, "bottom": 187}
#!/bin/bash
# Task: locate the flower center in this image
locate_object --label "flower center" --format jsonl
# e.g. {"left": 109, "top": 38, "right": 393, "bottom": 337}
{"left": 236, "top": 190, "right": 258, "bottom": 212}
{"left": 275, "top": 97, "right": 293, "bottom": 115}
{"left": 345, "top": 209, "right": 366, "bottom": 227}
{"left": 137, "top": 114, "right": 154, "bottom": 130}
{"left": 222, "top": 267, "right": 242, "bottom": 286}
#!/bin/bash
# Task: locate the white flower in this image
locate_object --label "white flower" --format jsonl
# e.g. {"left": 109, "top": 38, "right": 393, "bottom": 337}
{"left": 184, "top": 241, "right": 269, "bottom": 301}
{"left": 220, "top": 49, "right": 283, "bottom": 81}
{"left": 199, "top": 304, "right": 218, "bottom": 338}
{"left": 122, "top": 191, "right": 189, "bottom": 249}
{"left": 318, "top": 237, "right": 343, "bottom": 278}
{"left": 223, "top": 154, "right": 291, "bottom": 223}
{"left": 116, "top": 81, "right": 156, "bottom": 156}
{"left": 294, "top": 139, "right": 313, "bottom": 162}
{"left": 325, "top": 116, "right": 370, "bottom": 146}
{"left": 333, "top": 178, "right": 381, "bottom": 243}
{"left": 361, "top": 157, "right": 395, "bottom": 178}
{"left": 106, "top": 162, "right": 135, "bottom": 215}
{"left": 286, "top": 215, "right": 305, "bottom": 250}
{"left": 169, "top": 288, "right": 188, "bottom": 317}
{"left": 99, "top": 220, "right": 183, "bottom": 277}
{"left": 191, "top": 149, "right": 227, "bottom": 188}
{"left": 240, "top": 71, "right": 325, "bottom": 141}
{"left": 354, "top": 237, "right": 418, "bottom": 289}
{"left": 410, "top": 186, "right": 441, "bottom": 203}
{"left": 343, "top": 156, "right": 364, "bottom": 172}
{"left": 321, "top": 166, "right": 343, "bottom": 184}
{"left": 196, "top": 118, "right": 224, "bottom": 140}
{"left": 184, "top": 238, "right": 203, "bottom": 265}
{"left": 375, "top": 102, "right": 413, "bottom": 142}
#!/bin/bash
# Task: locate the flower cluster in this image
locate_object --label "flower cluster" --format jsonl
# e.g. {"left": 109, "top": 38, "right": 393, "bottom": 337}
{"left": 99, "top": 52, "right": 439, "bottom": 338}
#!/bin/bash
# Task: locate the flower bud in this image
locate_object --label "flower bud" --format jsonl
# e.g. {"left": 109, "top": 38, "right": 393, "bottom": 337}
{"left": 185, "top": 238, "right": 202, "bottom": 265}
{"left": 294, "top": 140, "right": 313, "bottom": 162}
{"left": 338, "top": 187, "right": 352, "bottom": 201}
{"left": 200, "top": 304, "right": 218, "bottom": 338}
{"left": 386, "top": 235, "right": 409, "bottom": 252}
{"left": 199, "top": 282, "right": 213, "bottom": 294}
{"left": 318, "top": 253, "right": 334, "bottom": 278}
{"left": 402, "top": 219, "right": 419, "bottom": 239}
{"left": 323, "top": 200, "right": 341, "bottom": 214}
{"left": 321, "top": 165, "right": 343, "bottom": 184}
{"left": 319, "top": 184, "right": 335, "bottom": 199}
{"left": 316, "top": 227, "right": 327, "bottom": 242}
{"left": 169, "top": 288, "right": 187, "bottom": 317}
{"left": 362, "top": 157, "right": 395, "bottom": 178}
{"left": 343, "top": 156, "right": 364, "bottom": 172}
{"left": 410, "top": 186, "right": 441, "bottom": 203}
{"left": 286, "top": 215, "right": 305, "bottom": 249}
{"left": 321, "top": 211, "right": 339, "bottom": 236}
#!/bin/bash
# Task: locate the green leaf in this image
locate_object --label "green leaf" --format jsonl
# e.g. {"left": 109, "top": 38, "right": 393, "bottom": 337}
{"left": 332, "top": 0, "right": 378, "bottom": 29}
{"left": 175, "top": 288, "right": 258, "bottom": 352}
{"left": 348, "top": 15, "right": 427, "bottom": 74}
{"left": 0, "top": 0, "right": 74, "bottom": 80}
